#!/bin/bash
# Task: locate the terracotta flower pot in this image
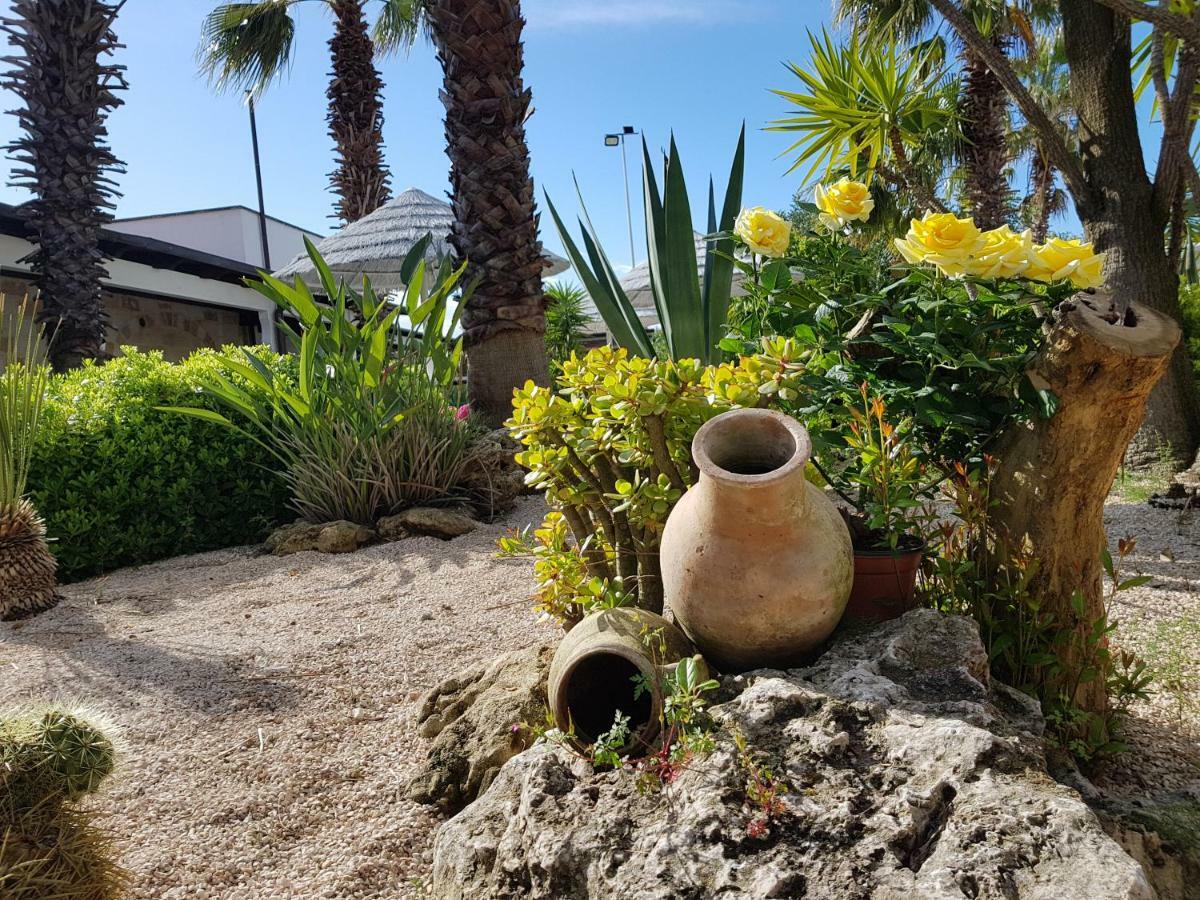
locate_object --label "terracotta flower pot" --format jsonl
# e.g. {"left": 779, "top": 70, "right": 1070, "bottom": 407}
{"left": 548, "top": 607, "right": 700, "bottom": 753}
{"left": 844, "top": 539, "right": 925, "bottom": 623}
{"left": 660, "top": 409, "right": 854, "bottom": 672}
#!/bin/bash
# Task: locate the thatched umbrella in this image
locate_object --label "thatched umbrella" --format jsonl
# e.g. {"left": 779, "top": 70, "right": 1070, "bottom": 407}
{"left": 610, "top": 232, "right": 749, "bottom": 332}
{"left": 274, "top": 186, "right": 568, "bottom": 289}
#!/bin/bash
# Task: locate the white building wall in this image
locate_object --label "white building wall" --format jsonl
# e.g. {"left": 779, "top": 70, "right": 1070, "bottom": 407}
{"left": 109, "top": 208, "right": 323, "bottom": 270}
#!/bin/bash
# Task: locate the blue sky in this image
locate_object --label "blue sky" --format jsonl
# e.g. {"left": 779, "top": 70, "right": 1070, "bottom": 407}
{"left": 0, "top": 0, "right": 1149, "bottom": 273}
{"left": 0, "top": 0, "right": 834, "bottom": 271}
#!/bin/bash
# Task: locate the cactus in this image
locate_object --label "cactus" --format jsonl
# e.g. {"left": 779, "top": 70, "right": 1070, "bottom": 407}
{"left": 0, "top": 705, "right": 128, "bottom": 899}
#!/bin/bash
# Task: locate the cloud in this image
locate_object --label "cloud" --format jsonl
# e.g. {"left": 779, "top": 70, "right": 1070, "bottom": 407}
{"left": 526, "top": 0, "right": 760, "bottom": 29}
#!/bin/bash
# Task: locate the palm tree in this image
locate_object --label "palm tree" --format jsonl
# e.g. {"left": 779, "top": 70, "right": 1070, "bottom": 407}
{"left": 834, "top": 0, "right": 1051, "bottom": 229}
{"left": 2, "top": 0, "right": 127, "bottom": 372}
{"left": 0, "top": 301, "right": 58, "bottom": 621}
{"left": 427, "top": 0, "right": 549, "bottom": 426}
{"left": 200, "top": 1, "right": 422, "bottom": 224}
{"left": 1010, "top": 32, "right": 1074, "bottom": 241}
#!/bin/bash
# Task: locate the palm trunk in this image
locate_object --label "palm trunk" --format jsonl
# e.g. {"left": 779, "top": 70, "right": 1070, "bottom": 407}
{"left": 959, "top": 35, "right": 1011, "bottom": 231}
{"left": 428, "top": 0, "right": 549, "bottom": 427}
{"left": 2, "top": 0, "right": 126, "bottom": 371}
{"left": 1029, "top": 146, "right": 1054, "bottom": 243}
{"left": 327, "top": 0, "right": 391, "bottom": 224}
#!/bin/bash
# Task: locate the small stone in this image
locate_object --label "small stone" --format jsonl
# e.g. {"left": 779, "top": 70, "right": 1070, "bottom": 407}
{"left": 316, "top": 521, "right": 376, "bottom": 554}
{"left": 265, "top": 521, "right": 324, "bottom": 555}
{"left": 376, "top": 514, "right": 410, "bottom": 542}
{"left": 394, "top": 507, "right": 477, "bottom": 540}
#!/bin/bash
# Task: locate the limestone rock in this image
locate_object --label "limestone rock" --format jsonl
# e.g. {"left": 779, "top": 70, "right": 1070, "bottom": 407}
{"left": 316, "top": 521, "right": 375, "bottom": 554}
{"left": 407, "top": 642, "right": 553, "bottom": 812}
{"left": 376, "top": 514, "right": 409, "bottom": 542}
{"left": 1099, "top": 789, "right": 1200, "bottom": 900}
{"left": 264, "top": 522, "right": 323, "bottom": 555}
{"left": 431, "top": 610, "right": 1154, "bottom": 900}
{"left": 395, "top": 507, "right": 477, "bottom": 540}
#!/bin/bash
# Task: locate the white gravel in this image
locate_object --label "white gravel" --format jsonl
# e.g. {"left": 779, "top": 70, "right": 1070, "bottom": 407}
{"left": 1099, "top": 497, "right": 1200, "bottom": 796}
{"left": 1, "top": 493, "right": 1195, "bottom": 896}
{"left": 0, "top": 496, "right": 554, "bottom": 899}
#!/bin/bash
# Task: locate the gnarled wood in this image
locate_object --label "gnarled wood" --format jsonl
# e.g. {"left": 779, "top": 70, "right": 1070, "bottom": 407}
{"left": 990, "top": 294, "right": 1180, "bottom": 714}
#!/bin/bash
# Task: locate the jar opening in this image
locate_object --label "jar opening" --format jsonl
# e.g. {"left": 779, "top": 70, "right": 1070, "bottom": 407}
{"left": 560, "top": 652, "right": 654, "bottom": 748}
{"left": 698, "top": 410, "right": 808, "bottom": 481}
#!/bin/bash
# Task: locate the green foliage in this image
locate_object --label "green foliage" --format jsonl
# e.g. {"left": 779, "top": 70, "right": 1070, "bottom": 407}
{"left": 925, "top": 462, "right": 1154, "bottom": 763}
{"left": 504, "top": 345, "right": 786, "bottom": 625}
{"left": 769, "top": 29, "right": 957, "bottom": 183}
{"left": 589, "top": 712, "right": 631, "bottom": 770}
{"left": 841, "top": 387, "right": 935, "bottom": 548}
{"left": 1, "top": 705, "right": 127, "bottom": 898}
{"left": 545, "top": 128, "right": 745, "bottom": 363}
{"left": 164, "top": 239, "right": 482, "bottom": 525}
{"left": 543, "top": 281, "right": 592, "bottom": 365}
{"left": 29, "top": 347, "right": 292, "bottom": 582}
{"left": 725, "top": 227, "right": 1064, "bottom": 465}
{"left": 732, "top": 726, "right": 790, "bottom": 840}
{"left": 1180, "top": 282, "right": 1200, "bottom": 380}
{"left": 0, "top": 298, "right": 50, "bottom": 512}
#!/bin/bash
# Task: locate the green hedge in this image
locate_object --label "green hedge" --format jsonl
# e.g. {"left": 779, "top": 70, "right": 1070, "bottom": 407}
{"left": 29, "top": 347, "right": 293, "bottom": 582}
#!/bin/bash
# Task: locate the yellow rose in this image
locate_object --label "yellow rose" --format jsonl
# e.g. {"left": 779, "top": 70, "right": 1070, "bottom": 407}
{"left": 814, "top": 178, "right": 874, "bottom": 231}
{"left": 1026, "top": 237, "right": 1106, "bottom": 290}
{"left": 894, "top": 212, "right": 985, "bottom": 278}
{"left": 967, "top": 225, "right": 1034, "bottom": 280}
{"left": 735, "top": 207, "right": 791, "bottom": 258}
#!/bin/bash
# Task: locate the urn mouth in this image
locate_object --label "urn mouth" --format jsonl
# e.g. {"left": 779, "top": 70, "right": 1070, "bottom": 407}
{"left": 693, "top": 409, "right": 811, "bottom": 487}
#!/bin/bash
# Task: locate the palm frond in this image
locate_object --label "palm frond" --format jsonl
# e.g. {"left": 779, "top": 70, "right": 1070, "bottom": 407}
{"left": 373, "top": 0, "right": 429, "bottom": 54}
{"left": 198, "top": 2, "right": 298, "bottom": 96}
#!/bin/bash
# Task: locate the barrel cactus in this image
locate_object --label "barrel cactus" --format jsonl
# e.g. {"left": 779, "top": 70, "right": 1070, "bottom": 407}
{"left": 0, "top": 705, "right": 127, "bottom": 898}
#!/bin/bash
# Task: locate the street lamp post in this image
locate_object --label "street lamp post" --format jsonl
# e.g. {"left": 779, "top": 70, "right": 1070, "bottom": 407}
{"left": 604, "top": 125, "right": 637, "bottom": 269}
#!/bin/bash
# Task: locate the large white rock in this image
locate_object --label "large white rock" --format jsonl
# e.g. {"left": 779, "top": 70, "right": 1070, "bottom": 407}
{"left": 430, "top": 610, "right": 1155, "bottom": 900}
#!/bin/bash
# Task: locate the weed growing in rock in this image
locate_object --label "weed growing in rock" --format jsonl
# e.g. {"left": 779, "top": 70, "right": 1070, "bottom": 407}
{"left": 731, "top": 727, "right": 790, "bottom": 840}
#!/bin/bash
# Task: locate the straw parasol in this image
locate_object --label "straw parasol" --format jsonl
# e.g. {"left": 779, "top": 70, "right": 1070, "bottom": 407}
{"left": 274, "top": 186, "right": 568, "bottom": 289}
{"left": 610, "top": 232, "right": 748, "bottom": 331}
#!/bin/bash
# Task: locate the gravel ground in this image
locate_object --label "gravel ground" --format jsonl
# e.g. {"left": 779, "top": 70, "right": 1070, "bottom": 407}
{"left": 1, "top": 494, "right": 1195, "bottom": 897}
{"left": 1, "top": 496, "right": 554, "bottom": 899}
{"left": 1098, "top": 496, "right": 1200, "bottom": 796}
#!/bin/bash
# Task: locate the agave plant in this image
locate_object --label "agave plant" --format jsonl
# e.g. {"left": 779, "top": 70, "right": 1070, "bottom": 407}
{"left": 162, "top": 239, "right": 479, "bottom": 525}
{"left": 0, "top": 300, "right": 58, "bottom": 621}
{"left": 545, "top": 128, "right": 745, "bottom": 365}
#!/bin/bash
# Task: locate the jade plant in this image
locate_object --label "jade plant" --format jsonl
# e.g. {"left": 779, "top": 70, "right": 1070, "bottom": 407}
{"left": 502, "top": 343, "right": 804, "bottom": 625}
{"left": 0, "top": 705, "right": 127, "bottom": 898}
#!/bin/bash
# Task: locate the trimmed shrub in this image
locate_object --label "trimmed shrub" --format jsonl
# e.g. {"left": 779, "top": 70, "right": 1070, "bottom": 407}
{"left": 28, "top": 347, "right": 292, "bottom": 582}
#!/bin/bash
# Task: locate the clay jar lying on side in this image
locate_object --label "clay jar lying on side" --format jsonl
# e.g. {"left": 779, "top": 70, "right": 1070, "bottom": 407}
{"left": 660, "top": 409, "right": 853, "bottom": 672}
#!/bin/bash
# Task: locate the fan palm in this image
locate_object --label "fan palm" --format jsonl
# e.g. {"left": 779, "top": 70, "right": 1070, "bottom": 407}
{"left": 0, "top": 300, "right": 58, "bottom": 621}
{"left": 199, "top": 0, "right": 425, "bottom": 224}
{"left": 2, "top": 0, "right": 127, "bottom": 371}
{"left": 426, "top": 0, "right": 550, "bottom": 426}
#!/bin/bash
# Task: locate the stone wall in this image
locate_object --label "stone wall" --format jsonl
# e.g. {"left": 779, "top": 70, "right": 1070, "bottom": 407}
{"left": 0, "top": 274, "right": 257, "bottom": 364}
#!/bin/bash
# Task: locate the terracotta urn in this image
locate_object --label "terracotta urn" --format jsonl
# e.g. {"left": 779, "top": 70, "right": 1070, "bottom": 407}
{"left": 661, "top": 409, "right": 853, "bottom": 672}
{"left": 548, "top": 607, "right": 701, "bottom": 753}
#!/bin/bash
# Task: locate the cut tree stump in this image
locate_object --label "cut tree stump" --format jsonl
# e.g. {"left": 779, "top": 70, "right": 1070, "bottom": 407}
{"left": 989, "top": 293, "right": 1180, "bottom": 715}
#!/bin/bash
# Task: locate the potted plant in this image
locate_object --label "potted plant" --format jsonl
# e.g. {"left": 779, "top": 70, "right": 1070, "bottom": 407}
{"left": 836, "top": 386, "right": 933, "bottom": 622}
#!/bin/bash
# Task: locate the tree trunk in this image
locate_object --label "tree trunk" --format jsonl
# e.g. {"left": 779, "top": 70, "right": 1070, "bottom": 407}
{"left": 989, "top": 295, "right": 1180, "bottom": 715}
{"left": 2, "top": 0, "right": 126, "bottom": 371}
{"left": 1029, "top": 147, "right": 1054, "bottom": 243}
{"left": 1061, "top": 0, "right": 1200, "bottom": 469}
{"left": 327, "top": 0, "right": 391, "bottom": 224}
{"left": 959, "top": 36, "right": 1011, "bottom": 230}
{"left": 428, "top": 0, "right": 549, "bottom": 427}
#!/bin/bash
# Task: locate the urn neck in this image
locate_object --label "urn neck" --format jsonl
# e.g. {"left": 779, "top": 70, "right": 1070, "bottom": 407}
{"left": 692, "top": 409, "right": 812, "bottom": 524}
